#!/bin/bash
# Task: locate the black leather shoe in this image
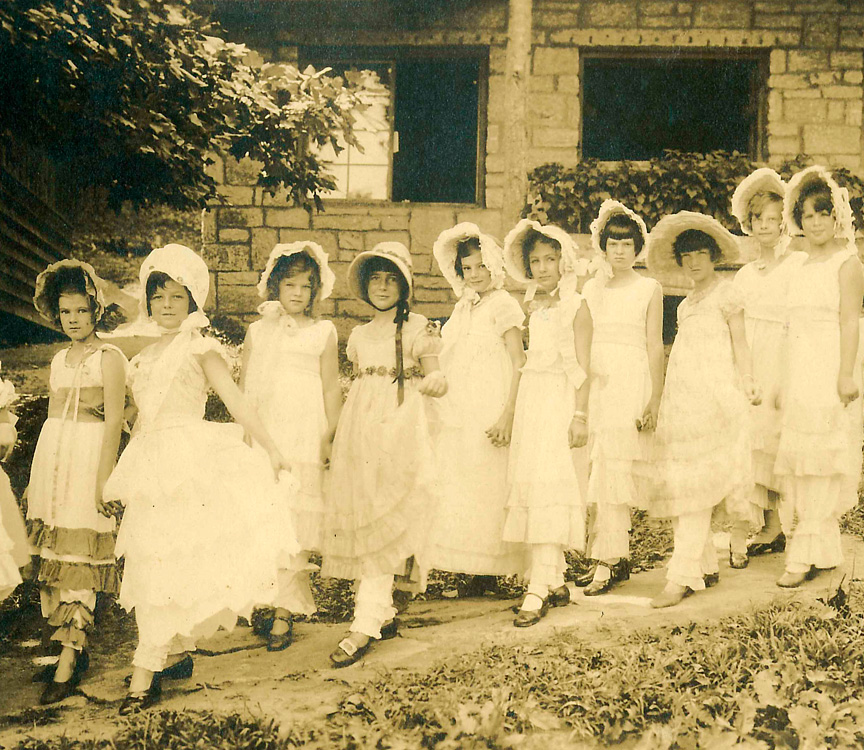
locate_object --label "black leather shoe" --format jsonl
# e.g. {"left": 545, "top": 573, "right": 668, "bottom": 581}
{"left": 119, "top": 675, "right": 162, "bottom": 716}
{"left": 704, "top": 572, "right": 720, "bottom": 588}
{"left": 124, "top": 654, "right": 194, "bottom": 687}
{"left": 380, "top": 619, "right": 398, "bottom": 640}
{"left": 573, "top": 564, "right": 597, "bottom": 588}
{"left": 39, "top": 650, "right": 89, "bottom": 705}
{"left": 392, "top": 589, "right": 413, "bottom": 615}
{"left": 251, "top": 607, "right": 275, "bottom": 637}
{"left": 747, "top": 533, "right": 786, "bottom": 557}
{"left": 329, "top": 635, "right": 373, "bottom": 668}
{"left": 33, "top": 649, "right": 89, "bottom": 684}
{"left": 513, "top": 595, "right": 550, "bottom": 628}
{"left": 267, "top": 615, "right": 294, "bottom": 652}
{"left": 548, "top": 585, "right": 571, "bottom": 607}
{"left": 729, "top": 551, "right": 749, "bottom": 569}
{"left": 584, "top": 560, "right": 631, "bottom": 597}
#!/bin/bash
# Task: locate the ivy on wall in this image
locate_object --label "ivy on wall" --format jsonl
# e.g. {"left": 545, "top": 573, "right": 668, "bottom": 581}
{"left": 524, "top": 151, "right": 864, "bottom": 235}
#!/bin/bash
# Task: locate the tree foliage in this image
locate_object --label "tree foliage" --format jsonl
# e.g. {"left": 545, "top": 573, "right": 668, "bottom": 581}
{"left": 526, "top": 150, "right": 864, "bottom": 235}
{"left": 0, "top": 0, "right": 362, "bottom": 211}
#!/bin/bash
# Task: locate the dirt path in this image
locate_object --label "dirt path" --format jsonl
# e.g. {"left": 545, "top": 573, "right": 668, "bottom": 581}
{"left": 1, "top": 534, "right": 861, "bottom": 747}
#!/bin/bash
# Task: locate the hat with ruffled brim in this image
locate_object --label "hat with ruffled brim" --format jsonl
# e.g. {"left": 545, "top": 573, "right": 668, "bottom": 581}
{"left": 731, "top": 168, "right": 786, "bottom": 235}
{"left": 589, "top": 199, "right": 649, "bottom": 260}
{"left": 34, "top": 259, "right": 107, "bottom": 324}
{"left": 647, "top": 211, "right": 741, "bottom": 276}
{"left": 503, "top": 219, "right": 581, "bottom": 285}
{"left": 138, "top": 244, "right": 210, "bottom": 321}
{"left": 783, "top": 165, "right": 854, "bottom": 241}
{"left": 432, "top": 223, "right": 505, "bottom": 296}
{"left": 348, "top": 242, "right": 414, "bottom": 301}
{"left": 257, "top": 241, "right": 336, "bottom": 301}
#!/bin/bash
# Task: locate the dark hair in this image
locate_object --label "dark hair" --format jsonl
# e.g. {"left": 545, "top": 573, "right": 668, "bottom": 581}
{"left": 673, "top": 229, "right": 721, "bottom": 266}
{"left": 792, "top": 180, "right": 834, "bottom": 230}
{"left": 44, "top": 266, "right": 100, "bottom": 328}
{"left": 599, "top": 213, "right": 644, "bottom": 255}
{"left": 453, "top": 237, "right": 482, "bottom": 279}
{"left": 145, "top": 271, "right": 198, "bottom": 316}
{"left": 521, "top": 228, "right": 561, "bottom": 279}
{"left": 266, "top": 252, "right": 322, "bottom": 314}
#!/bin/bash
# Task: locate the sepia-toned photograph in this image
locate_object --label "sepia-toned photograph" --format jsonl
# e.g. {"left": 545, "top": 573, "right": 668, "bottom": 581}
{"left": 1, "top": 0, "right": 864, "bottom": 747}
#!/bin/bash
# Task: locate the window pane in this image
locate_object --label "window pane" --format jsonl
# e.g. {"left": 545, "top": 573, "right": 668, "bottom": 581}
{"left": 582, "top": 58, "right": 760, "bottom": 160}
{"left": 350, "top": 130, "right": 391, "bottom": 166}
{"left": 345, "top": 165, "right": 389, "bottom": 200}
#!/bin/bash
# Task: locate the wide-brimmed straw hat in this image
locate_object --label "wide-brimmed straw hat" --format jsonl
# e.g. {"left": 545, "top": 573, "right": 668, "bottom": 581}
{"left": 347, "top": 242, "right": 414, "bottom": 301}
{"left": 34, "top": 259, "right": 107, "bottom": 324}
{"left": 647, "top": 211, "right": 741, "bottom": 276}
{"left": 589, "top": 199, "right": 649, "bottom": 258}
{"left": 503, "top": 219, "right": 581, "bottom": 285}
{"left": 257, "top": 241, "right": 336, "bottom": 301}
{"left": 731, "top": 168, "right": 786, "bottom": 235}
{"left": 783, "top": 165, "right": 855, "bottom": 242}
{"left": 432, "top": 223, "right": 505, "bottom": 296}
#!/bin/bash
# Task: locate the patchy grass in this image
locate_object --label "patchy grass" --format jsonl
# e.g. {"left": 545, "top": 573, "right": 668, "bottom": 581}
{"left": 9, "top": 590, "right": 864, "bottom": 749}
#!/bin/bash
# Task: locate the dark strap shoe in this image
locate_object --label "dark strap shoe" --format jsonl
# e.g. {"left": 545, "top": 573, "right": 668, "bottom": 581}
{"left": 119, "top": 675, "right": 162, "bottom": 716}
{"left": 329, "top": 635, "right": 373, "bottom": 668}
{"left": 39, "top": 649, "right": 89, "bottom": 705}
{"left": 267, "top": 615, "right": 294, "bottom": 652}
{"left": 513, "top": 594, "right": 550, "bottom": 627}
{"left": 747, "top": 533, "right": 786, "bottom": 557}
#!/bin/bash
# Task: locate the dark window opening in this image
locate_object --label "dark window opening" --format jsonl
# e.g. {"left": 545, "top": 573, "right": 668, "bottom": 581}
{"left": 582, "top": 56, "right": 763, "bottom": 160}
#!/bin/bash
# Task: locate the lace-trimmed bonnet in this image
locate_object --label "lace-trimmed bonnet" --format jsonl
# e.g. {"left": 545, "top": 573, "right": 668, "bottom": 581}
{"left": 731, "top": 168, "right": 786, "bottom": 236}
{"left": 588, "top": 200, "right": 649, "bottom": 286}
{"left": 432, "top": 223, "right": 505, "bottom": 297}
{"left": 138, "top": 244, "right": 210, "bottom": 329}
{"left": 34, "top": 259, "right": 107, "bottom": 325}
{"left": 647, "top": 211, "right": 741, "bottom": 277}
{"left": 256, "top": 241, "right": 336, "bottom": 301}
{"left": 348, "top": 241, "right": 414, "bottom": 301}
{"left": 784, "top": 165, "right": 855, "bottom": 245}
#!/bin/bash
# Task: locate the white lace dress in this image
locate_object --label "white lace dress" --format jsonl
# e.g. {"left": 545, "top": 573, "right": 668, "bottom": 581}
{"left": 733, "top": 252, "right": 807, "bottom": 505}
{"left": 651, "top": 281, "right": 754, "bottom": 522}
{"left": 503, "top": 294, "right": 588, "bottom": 553}
{"left": 105, "top": 331, "right": 298, "bottom": 648}
{"left": 429, "top": 289, "right": 526, "bottom": 576}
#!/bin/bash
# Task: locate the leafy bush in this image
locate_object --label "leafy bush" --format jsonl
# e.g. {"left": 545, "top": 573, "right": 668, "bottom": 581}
{"left": 525, "top": 151, "right": 864, "bottom": 234}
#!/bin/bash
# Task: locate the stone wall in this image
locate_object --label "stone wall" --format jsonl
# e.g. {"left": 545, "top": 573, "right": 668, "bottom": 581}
{"left": 206, "top": 0, "right": 864, "bottom": 333}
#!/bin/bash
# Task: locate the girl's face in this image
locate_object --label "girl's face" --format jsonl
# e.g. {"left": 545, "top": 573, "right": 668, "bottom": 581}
{"left": 680, "top": 248, "right": 716, "bottom": 284}
{"left": 367, "top": 270, "right": 402, "bottom": 310}
{"left": 800, "top": 196, "right": 835, "bottom": 248}
{"left": 58, "top": 293, "right": 96, "bottom": 342}
{"left": 751, "top": 203, "right": 783, "bottom": 248}
{"left": 460, "top": 250, "right": 493, "bottom": 293}
{"left": 605, "top": 237, "right": 638, "bottom": 273}
{"left": 528, "top": 240, "right": 562, "bottom": 292}
{"left": 149, "top": 279, "right": 191, "bottom": 329}
{"left": 278, "top": 270, "right": 313, "bottom": 315}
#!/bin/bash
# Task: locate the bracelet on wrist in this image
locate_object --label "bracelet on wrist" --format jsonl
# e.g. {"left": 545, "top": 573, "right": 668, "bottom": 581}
{"left": 572, "top": 411, "right": 588, "bottom": 423}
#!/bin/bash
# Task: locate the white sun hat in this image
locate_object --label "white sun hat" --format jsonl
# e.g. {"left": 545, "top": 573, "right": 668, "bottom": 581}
{"left": 589, "top": 199, "right": 649, "bottom": 258}
{"left": 432, "top": 223, "right": 505, "bottom": 297}
{"left": 731, "top": 168, "right": 786, "bottom": 236}
{"left": 347, "top": 241, "right": 414, "bottom": 301}
{"left": 257, "top": 241, "right": 336, "bottom": 301}
{"left": 647, "top": 211, "right": 741, "bottom": 277}
{"left": 138, "top": 244, "right": 211, "bottom": 329}
{"left": 502, "top": 219, "right": 584, "bottom": 284}
{"left": 784, "top": 165, "right": 855, "bottom": 244}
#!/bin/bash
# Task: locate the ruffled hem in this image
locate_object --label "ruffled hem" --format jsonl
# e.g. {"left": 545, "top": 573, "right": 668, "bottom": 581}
{"left": 429, "top": 545, "right": 526, "bottom": 577}
{"left": 36, "top": 558, "right": 119, "bottom": 594}
{"left": 588, "top": 426, "right": 654, "bottom": 464}
{"left": 28, "top": 521, "right": 116, "bottom": 561}
{"left": 502, "top": 489, "right": 585, "bottom": 548}
{"left": 589, "top": 529, "right": 631, "bottom": 562}
{"left": 586, "top": 456, "right": 652, "bottom": 510}
{"left": 47, "top": 600, "right": 94, "bottom": 649}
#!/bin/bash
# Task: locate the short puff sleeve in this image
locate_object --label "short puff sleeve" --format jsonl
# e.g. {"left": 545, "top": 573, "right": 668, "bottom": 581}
{"left": 411, "top": 319, "right": 443, "bottom": 360}
{"left": 718, "top": 281, "right": 745, "bottom": 320}
{"left": 491, "top": 291, "right": 525, "bottom": 337}
{"left": 189, "top": 334, "right": 229, "bottom": 364}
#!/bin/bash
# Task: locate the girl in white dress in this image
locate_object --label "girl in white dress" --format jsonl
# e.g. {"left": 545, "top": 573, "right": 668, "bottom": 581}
{"left": 27, "top": 260, "right": 127, "bottom": 704}
{"left": 428, "top": 224, "right": 526, "bottom": 581}
{"left": 581, "top": 202, "right": 664, "bottom": 596}
{"left": 502, "top": 220, "right": 592, "bottom": 627}
{"left": 0, "top": 367, "right": 28, "bottom": 603}
{"left": 323, "top": 242, "right": 447, "bottom": 667}
{"left": 730, "top": 169, "right": 805, "bottom": 567}
{"left": 646, "top": 213, "right": 761, "bottom": 608}
{"left": 104, "top": 245, "right": 298, "bottom": 713}
{"left": 774, "top": 167, "right": 864, "bottom": 588}
{"left": 242, "top": 241, "right": 342, "bottom": 650}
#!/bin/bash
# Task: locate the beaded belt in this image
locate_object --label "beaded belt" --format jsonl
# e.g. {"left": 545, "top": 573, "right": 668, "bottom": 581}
{"left": 355, "top": 365, "right": 423, "bottom": 380}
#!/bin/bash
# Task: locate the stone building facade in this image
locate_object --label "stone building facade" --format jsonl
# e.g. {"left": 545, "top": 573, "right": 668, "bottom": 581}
{"left": 205, "top": 0, "right": 864, "bottom": 334}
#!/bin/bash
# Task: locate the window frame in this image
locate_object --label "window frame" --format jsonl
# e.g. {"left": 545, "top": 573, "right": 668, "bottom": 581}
{"left": 579, "top": 48, "right": 769, "bottom": 163}
{"left": 299, "top": 45, "right": 489, "bottom": 206}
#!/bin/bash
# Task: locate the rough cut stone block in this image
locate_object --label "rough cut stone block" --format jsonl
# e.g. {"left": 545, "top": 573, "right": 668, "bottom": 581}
{"left": 218, "top": 282, "right": 260, "bottom": 314}
{"left": 336, "top": 299, "right": 375, "bottom": 319}
{"left": 264, "top": 208, "right": 311, "bottom": 229}
{"left": 844, "top": 70, "right": 864, "bottom": 84}
{"left": 529, "top": 93, "right": 569, "bottom": 123}
{"left": 219, "top": 186, "right": 255, "bottom": 207}
{"left": 821, "top": 85, "right": 862, "bottom": 99}
{"left": 533, "top": 47, "right": 580, "bottom": 76}
{"left": 803, "top": 15, "right": 839, "bottom": 49}
{"left": 338, "top": 231, "right": 364, "bottom": 251}
{"left": 455, "top": 208, "right": 504, "bottom": 239}
{"left": 529, "top": 75, "right": 556, "bottom": 93}
{"left": 557, "top": 74, "right": 580, "bottom": 93}
{"left": 534, "top": 9, "right": 583, "bottom": 28}
{"left": 783, "top": 98, "right": 827, "bottom": 123}
{"left": 414, "top": 287, "right": 453, "bottom": 304}
{"left": 641, "top": 15, "right": 690, "bottom": 29}
{"left": 219, "top": 228, "right": 251, "bottom": 243}
{"left": 787, "top": 50, "right": 829, "bottom": 72}
{"left": 313, "top": 214, "right": 381, "bottom": 231}
{"left": 845, "top": 106, "right": 863, "bottom": 126}
{"left": 201, "top": 210, "right": 217, "bottom": 244}
{"left": 769, "top": 73, "right": 809, "bottom": 89}
{"left": 225, "top": 157, "right": 264, "bottom": 186}
{"left": 841, "top": 30, "right": 864, "bottom": 49}
{"left": 641, "top": 1, "right": 677, "bottom": 14}
{"left": 527, "top": 147, "right": 581, "bottom": 168}
{"left": 841, "top": 15, "right": 864, "bottom": 30}
{"left": 532, "top": 127, "right": 580, "bottom": 148}
{"left": 768, "top": 90, "right": 783, "bottom": 120}
{"left": 767, "top": 122, "right": 799, "bottom": 137}
{"left": 202, "top": 243, "right": 251, "bottom": 272}
{"left": 754, "top": 14, "right": 802, "bottom": 30}
{"left": 381, "top": 214, "right": 410, "bottom": 231}
{"left": 831, "top": 51, "right": 864, "bottom": 69}
{"left": 809, "top": 70, "right": 841, "bottom": 85}
{"left": 767, "top": 134, "right": 802, "bottom": 155}
{"left": 220, "top": 207, "right": 264, "bottom": 228}
{"left": 803, "top": 125, "right": 861, "bottom": 154}
{"left": 693, "top": 3, "right": 750, "bottom": 28}
{"left": 489, "top": 45, "right": 507, "bottom": 75}
{"left": 782, "top": 88, "right": 823, "bottom": 99}
{"left": 827, "top": 100, "right": 846, "bottom": 122}
{"left": 250, "top": 228, "right": 279, "bottom": 269}
{"left": 409, "top": 208, "right": 457, "bottom": 254}
{"left": 485, "top": 187, "right": 504, "bottom": 210}
{"left": 581, "top": 1, "right": 636, "bottom": 27}
{"left": 363, "top": 231, "right": 412, "bottom": 250}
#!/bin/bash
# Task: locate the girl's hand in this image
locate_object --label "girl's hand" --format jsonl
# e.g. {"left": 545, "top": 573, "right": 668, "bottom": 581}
{"left": 320, "top": 436, "right": 334, "bottom": 469}
{"left": 418, "top": 371, "right": 448, "bottom": 398}
{"left": 485, "top": 411, "right": 514, "bottom": 447}
{"left": 95, "top": 481, "right": 121, "bottom": 518}
{"left": 568, "top": 418, "right": 588, "bottom": 449}
{"left": 638, "top": 399, "right": 660, "bottom": 432}
{"left": 0, "top": 423, "right": 16, "bottom": 462}
{"left": 268, "top": 449, "right": 293, "bottom": 481}
{"left": 838, "top": 375, "right": 859, "bottom": 406}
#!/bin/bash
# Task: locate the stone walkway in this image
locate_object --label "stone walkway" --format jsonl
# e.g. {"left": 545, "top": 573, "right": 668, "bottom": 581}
{"left": 1, "top": 534, "right": 862, "bottom": 746}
